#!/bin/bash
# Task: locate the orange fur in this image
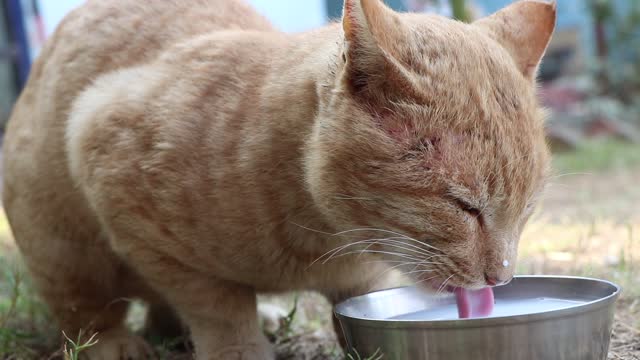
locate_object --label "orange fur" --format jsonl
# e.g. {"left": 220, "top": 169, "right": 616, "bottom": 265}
{"left": 3, "top": 0, "right": 555, "bottom": 358}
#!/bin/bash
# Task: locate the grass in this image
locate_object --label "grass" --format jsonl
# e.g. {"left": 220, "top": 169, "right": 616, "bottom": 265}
{"left": 522, "top": 140, "right": 640, "bottom": 299}
{"left": 0, "top": 232, "right": 57, "bottom": 359}
{"left": 62, "top": 331, "right": 99, "bottom": 360}
{"left": 519, "top": 219, "right": 639, "bottom": 297}
{"left": 0, "top": 140, "right": 639, "bottom": 359}
{"left": 552, "top": 139, "right": 640, "bottom": 173}
{"left": 267, "top": 294, "right": 299, "bottom": 344}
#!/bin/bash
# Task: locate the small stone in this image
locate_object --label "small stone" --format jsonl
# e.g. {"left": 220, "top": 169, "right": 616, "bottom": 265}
{"left": 585, "top": 116, "right": 640, "bottom": 143}
{"left": 258, "top": 303, "right": 288, "bottom": 334}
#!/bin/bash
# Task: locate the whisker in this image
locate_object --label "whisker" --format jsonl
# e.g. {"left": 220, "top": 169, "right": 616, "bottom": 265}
{"left": 296, "top": 225, "right": 448, "bottom": 271}
{"left": 547, "top": 172, "right": 592, "bottom": 181}
{"left": 364, "top": 259, "right": 421, "bottom": 264}
{"left": 325, "top": 249, "right": 424, "bottom": 264}
{"left": 436, "top": 274, "right": 454, "bottom": 296}
{"left": 308, "top": 238, "right": 382, "bottom": 268}
{"left": 412, "top": 274, "right": 442, "bottom": 287}
{"left": 290, "top": 222, "right": 334, "bottom": 236}
{"left": 331, "top": 228, "right": 442, "bottom": 252}
{"left": 333, "top": 194, "right": 374, "bottom": 201}
{"left": 366, "top": 261, "right": 426, "bottom": 292}
{"left": 310, "top": 237, "right": 414, "bottom": 267}
{"left": 355, "top": 237, "right": 439, "bottom": 259}
{"left": 370, "top": 261, "right": 419, "bottom": 283}
{"left": 374, "top": 237, "right": 439, "bottom": 256}
{"left": 545, "top": 182, "right": 572, "bottom": 189}
{"left": 401, "top": 268, "right": 442, "bottom": 276}
{"left": 310, "top": 236, "right": 443, "bottom": 268}
{"left": 334, "top": 238, "right": 444, "bottom": 264}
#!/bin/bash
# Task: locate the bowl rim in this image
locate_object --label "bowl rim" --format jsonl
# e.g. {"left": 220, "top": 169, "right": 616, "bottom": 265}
{"left": 334, "top": 275, "right": 622, "bottom": 329}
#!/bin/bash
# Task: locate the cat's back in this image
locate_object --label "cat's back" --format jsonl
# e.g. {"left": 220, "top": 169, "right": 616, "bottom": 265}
{"left": 57, "top": 0, "right": 275, "bottom": 62}
{"left": 28, "top": 0, "right": 274, "bottom": 96}
{"left": 9, "top": 0, "right": 273, "bottom": 113}
{"left": 2, "top": 0, "right": 275, "bottom": 236}
{"left": 4, "top": 0, "right": 274, "bottom": 163}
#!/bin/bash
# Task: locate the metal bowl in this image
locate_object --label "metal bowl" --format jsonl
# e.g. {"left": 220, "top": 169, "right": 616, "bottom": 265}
{"left": 335, "top": 276, "right": 621, "bottom": 360}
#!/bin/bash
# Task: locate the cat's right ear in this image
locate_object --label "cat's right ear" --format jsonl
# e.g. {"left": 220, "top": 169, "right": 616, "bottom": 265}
{"left": 473, "top": 0, "right": 556, "bottom": 81}
{"left": 340, "top": 0, "right": 416, "bottom": 99}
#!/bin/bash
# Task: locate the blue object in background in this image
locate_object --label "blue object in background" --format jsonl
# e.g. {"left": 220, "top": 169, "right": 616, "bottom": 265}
{"left": 5, "top": 0, "right": 30, "bottom": 89}
{"left": 476, "top": 0, "right": 596, "bottom": 59}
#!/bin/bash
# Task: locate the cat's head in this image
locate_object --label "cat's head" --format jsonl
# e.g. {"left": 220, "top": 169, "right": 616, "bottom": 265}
{"left": 307, "top": 0, "right": 555, "bottom": 289}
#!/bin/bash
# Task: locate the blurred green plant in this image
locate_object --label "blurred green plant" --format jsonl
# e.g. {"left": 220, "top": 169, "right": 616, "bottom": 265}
{"left": 587, "top": 0, "right": 640, "bottom": 99}
{"left": 450, "top": 0, "right": 469, "bottom": 22}
{"left": 402, "top": 0, "right": 470, "bottom": 22}
{"left": 62, "top": 331, "right": 98, "bottom": 360}
{"left": 553, "top": 139, "right": 640, "bottom": 173}
{"left": 0, "top": 255, "right": 56, "bottom": 358}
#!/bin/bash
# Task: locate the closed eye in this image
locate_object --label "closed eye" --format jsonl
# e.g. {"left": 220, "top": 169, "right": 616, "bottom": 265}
{"left": 524, "top": 202, "right": 536, "bottom": 217}
{"left": 454, "top": 199, "right": 483, "bottom": 225}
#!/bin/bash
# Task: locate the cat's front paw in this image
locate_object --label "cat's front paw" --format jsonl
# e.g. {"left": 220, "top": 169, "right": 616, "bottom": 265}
{"left": 80, "top": 328, "right": 155, "bottom": 360}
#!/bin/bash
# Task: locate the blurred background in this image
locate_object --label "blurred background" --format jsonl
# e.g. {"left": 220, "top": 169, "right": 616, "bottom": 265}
{"left": 0, "top": 1, "right": 639, "bottom": 359}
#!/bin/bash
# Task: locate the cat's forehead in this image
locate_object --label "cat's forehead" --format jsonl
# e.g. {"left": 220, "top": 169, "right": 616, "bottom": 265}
{"left": 385, "top": 99, "right": 550, "bottom": 205}
{"left": 380, "top": 15, "right": 537, "bottom": 127}
{"left": 437, "top": 133, "right": 549, "bottom": 213}
{"left": 398, "top": 14, "right": 527, "bottom": 84}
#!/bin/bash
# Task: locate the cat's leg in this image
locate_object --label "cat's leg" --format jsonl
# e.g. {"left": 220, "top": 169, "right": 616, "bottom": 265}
{"left": 45, "top": 258, "right": 155, "bottom": 360}
{"left": 5, "top": 203, "right": 154, "bottom": 359}
{"left": 185, "top": 283, "right": 272, "bottom": 360}
{"left": 119, "top": 246, "right": 273, "bottom": 360}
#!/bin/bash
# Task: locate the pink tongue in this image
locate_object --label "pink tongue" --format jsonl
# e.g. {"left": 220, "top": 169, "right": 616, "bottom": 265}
{"left": 454, "top": 287, "right": 495, "bottom": 319}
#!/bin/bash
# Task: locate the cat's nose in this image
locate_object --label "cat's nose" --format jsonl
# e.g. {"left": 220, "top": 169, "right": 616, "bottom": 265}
{"left": 484, "top": 272, "right": 512, "bottom": 286}
{"left": 484, "top": 258, "right": 514, "bottom": 286}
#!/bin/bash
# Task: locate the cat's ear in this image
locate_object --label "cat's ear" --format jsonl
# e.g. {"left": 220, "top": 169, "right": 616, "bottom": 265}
{"left": 474, "top": 0, "right": 556, "bottom": 81}
{"left": 341, "top": 0, "right": 415, "bottom": 97}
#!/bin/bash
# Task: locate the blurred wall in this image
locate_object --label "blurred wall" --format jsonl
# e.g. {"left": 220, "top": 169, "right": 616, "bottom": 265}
{"left": 39, "top": 0, "right": 327, "bottom": 36}
{"left": 248, "top": 0, "right": 326, "bottom": 32}
{"left": 39, "top": 0, "right": 83, "bottom": 36}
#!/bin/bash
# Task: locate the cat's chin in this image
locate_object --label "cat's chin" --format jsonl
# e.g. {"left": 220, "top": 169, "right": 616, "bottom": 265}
{"left": 422, "top": 277, "right": 457, "bottom": 295}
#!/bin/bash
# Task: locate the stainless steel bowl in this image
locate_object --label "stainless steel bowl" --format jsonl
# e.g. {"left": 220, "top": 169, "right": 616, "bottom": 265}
{"left": 335, "top": 276, "right": 621, "bottom": 360}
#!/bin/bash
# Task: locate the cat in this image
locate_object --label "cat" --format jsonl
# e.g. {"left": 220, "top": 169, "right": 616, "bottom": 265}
{"left": 2, "top": 0, "right": 555, "bottom": 358}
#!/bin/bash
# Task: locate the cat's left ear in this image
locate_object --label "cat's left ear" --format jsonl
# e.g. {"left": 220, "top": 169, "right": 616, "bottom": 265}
{"left": 341, "top": 0, "right": 416, "bottom": 98}
{"left": 473, "top": 0, "right": 556, "bottom": 81}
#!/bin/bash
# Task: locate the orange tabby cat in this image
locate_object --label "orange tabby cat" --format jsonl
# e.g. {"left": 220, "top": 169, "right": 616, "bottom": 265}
{"left": 3, "top": 0, "right": 555, "bottom": 358}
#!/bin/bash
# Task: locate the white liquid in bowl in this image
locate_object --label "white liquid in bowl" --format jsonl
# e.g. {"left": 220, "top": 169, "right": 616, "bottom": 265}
{"left": 390, "top": 297, "right": 585, "bottom": 321}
